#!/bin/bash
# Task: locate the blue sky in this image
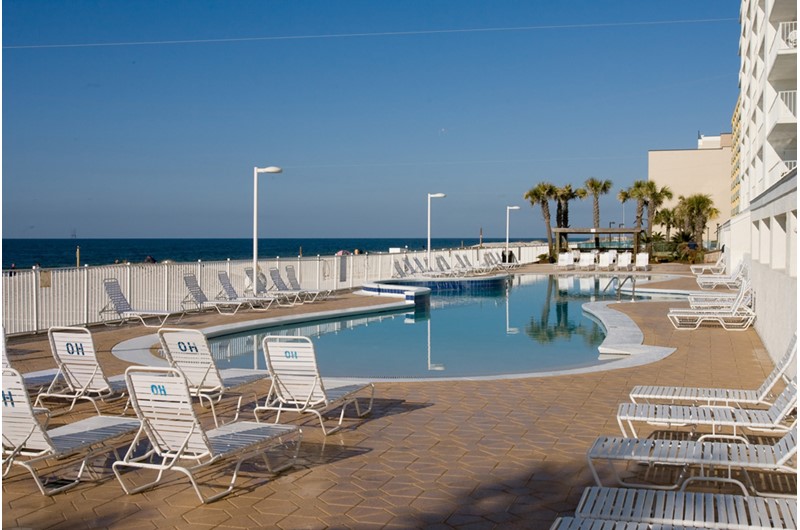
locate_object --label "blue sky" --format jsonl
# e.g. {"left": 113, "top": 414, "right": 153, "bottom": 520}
{"left": 3, "top": 1, "right": 740, "bottom": 239}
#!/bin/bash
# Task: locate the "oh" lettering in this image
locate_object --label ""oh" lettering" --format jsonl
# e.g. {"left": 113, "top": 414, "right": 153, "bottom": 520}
{"left": 65, "top": 342, "right": 86, "bottom": 355}
{"left": 177, "top": 341, "right": 199, "bottom": 353}
{"left": 1, "top": 390, "right": 14, "bottom": 407}
{"left": 150, "top": 384, "right": 167, "bottom": 396}
{"left": 284, "top": 350, "right": 298, "bottom": 359}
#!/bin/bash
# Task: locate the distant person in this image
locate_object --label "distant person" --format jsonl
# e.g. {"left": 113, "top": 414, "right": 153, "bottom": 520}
{"left": 354, "top": 248, "right": 361, "bottom": 255}
{"left": 9, "top": 263, "right": 16, "bottom": 277}
{"left": 144, "top": 255, "right": 157, "bottom": 263}
{"left": 508, "top": 250, "right": 515, "bottom": 264}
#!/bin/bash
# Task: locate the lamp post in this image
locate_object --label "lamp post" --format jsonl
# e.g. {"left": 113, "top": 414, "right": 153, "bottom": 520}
{"left": 253, "top": 165, "right": 283, "bottom": 294}
{"left": 506, "top": 206, "right": 520, "bottom": 259}
{"left": 427, "top": 192, "right": 446, "bottom": 270}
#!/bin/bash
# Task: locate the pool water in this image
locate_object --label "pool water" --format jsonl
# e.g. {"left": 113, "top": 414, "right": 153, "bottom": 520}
{"left": 209, "top": 274, "right": 634, "bottom": 379}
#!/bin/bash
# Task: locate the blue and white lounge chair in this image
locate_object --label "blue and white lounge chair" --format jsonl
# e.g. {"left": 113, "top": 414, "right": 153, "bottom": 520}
{"left": 630, "top": 334, "right": 796, "bottom": 407}
{"left": 216, "top": 271, "right": 275, "bottom": 310}
{"left": 3, "top": 367, "right": 139, "bottom": 496}
{"left": 256, "top": 335, "right": 374, "bottom": 435}
{"left": 113, "top": 366, "right": 301, "bottom": 504}
{"left": 587, "top": 426, "right": 797, "bottom": 496}
{"left": 100, "top": 278, "right": 181, "bottom": 328}
{"left": 565, "top": 487, "right": 797, "bottom": 529}
{"left": 158, "top": 328, "right": 266, "bottom": 427}
{"left": 34, "top": 327, "right": 128, "bottom": 415}
{"left": 285, "top": 265, "right": 330, "bottom": 302}
{"left": 617, "top": 378, "right": 797, "bottom": 439}
{"left": 182, "top": 273, "right": 253, "bottom": 315}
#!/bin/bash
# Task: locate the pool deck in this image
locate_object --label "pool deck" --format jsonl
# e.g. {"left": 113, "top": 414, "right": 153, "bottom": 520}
{"left": 3, "top": 263, "right": 793, "bottom": 529}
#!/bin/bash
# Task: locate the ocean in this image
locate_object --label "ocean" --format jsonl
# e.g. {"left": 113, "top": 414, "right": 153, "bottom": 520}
{"left": 1, "top": 237, "right": 544, "bottom": 270}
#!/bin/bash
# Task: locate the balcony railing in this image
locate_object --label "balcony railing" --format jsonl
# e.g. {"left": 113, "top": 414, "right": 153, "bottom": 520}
{"left": 768, "top": 90, "right": 797, "bottom": 134}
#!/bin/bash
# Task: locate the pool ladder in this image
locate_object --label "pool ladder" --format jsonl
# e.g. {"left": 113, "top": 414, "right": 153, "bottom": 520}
{"left": 602, "top": 275, "right": 636, "bottom": 300}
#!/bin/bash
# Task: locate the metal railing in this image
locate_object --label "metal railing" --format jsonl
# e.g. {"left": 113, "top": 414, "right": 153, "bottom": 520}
{"left": 2, "top": 244, "right": 548, "bottom": 335}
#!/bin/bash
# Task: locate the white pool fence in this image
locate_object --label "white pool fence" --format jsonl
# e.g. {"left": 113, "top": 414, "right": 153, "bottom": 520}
{"left": 2, "top": 244, "right": 547, "bottom": 335}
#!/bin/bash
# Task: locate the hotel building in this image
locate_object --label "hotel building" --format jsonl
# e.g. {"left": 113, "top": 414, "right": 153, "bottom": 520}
{"left": 721, "top": 0, "right": 797, "bottom": 363}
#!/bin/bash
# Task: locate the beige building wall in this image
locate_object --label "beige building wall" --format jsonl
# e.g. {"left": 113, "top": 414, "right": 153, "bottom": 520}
{"left": 648, "top": 134, "right": 732, "bottom": 241}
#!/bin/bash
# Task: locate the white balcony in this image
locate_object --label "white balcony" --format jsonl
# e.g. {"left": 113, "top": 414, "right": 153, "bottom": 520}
{"left": 768, "top": 21, "right": 797, "bottom": 81}
{"left": 768, "top": 90, "right": 797, "bottom": 143}
{"left": 769, "top": 159, "right": 797, "bottom": 184}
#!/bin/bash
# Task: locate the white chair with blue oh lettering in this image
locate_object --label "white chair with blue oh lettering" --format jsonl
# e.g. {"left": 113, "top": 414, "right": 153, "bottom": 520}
{"left": 255, "top": 335, "right": 375, "bottom": 435}
{"left": 113, "top": 366, "right": 301, "bottom": 504}
{"left": 158, "top": 328, "right": 266, "bottom": 427}
{"left": 34, "top": 327, "right": 128, "bottom": 415}
{"left": 3, "top": 367, "right": 139, "bottom": 496}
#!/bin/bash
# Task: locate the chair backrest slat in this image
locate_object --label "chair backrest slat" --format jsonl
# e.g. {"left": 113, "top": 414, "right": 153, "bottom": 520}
{"left": 49, "top": 327, "right": 109, "bottom": 392}
{"left": 263, "top": 336, "right": 326, "bottom": 404}
{"left": 2, "top": 368, "right": 53, "bottom": 453}
{"left": 158, "top": 329, "right": 222, "bottom": 392}
{"left": 103, "top": 278, "right": 133, "bottom": 313}
{"left": 125, "top": 367, "right": 211, "bottom": 457}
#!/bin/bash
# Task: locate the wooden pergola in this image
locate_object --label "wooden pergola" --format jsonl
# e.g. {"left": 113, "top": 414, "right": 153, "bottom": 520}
{"left": 552, "top": 227, "right": 646, "bottom": 254}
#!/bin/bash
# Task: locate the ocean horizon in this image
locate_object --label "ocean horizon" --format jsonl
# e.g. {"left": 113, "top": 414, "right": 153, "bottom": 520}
{"left": 2, "top": 237, "right": 551, "bottom": 270}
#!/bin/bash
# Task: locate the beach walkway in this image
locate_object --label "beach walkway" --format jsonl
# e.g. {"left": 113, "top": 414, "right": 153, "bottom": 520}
{"left": 2, "top": 264, "right": 789, "bottom": 529}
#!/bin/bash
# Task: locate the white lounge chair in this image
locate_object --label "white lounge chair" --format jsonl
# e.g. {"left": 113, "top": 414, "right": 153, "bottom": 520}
{"left": 255, "top": 335, "right": 375, "bottom": 436}
{"left": 688, "top": 278, "right": 752, "bottom": 309}
{"left": 113, "top": 366, "right": 301, "bottom": 504}
{"left": 242, "top": 267, "right": 295, "bottom": 306}
{"left": 267, "top": 267, "right": 305, "bottom": 305}
{"left": 461, "top": 255, "right": 490, "bottom": 274}
{"left": 285, "top": 265, "right": 330, "bottom": 302}
{"left": 633, "top": 252, "right": 650, "bottom": 271}
{"left": 3, "top": 367, "right": 139, "bottom": 496}
{"left": 630, "top": 334, "right": 796, "bottom": 406}
{"left": 690, "top": 254, "right": 726, "bottom": 275}
{"left": 587, "top": 426, "right": 797, "bottom": 496}
{"left": 578, "top": 252, "right": 596, "bottom": 271}
{"left": 182, "top": 273, "right": 253, "bottom": 315}
{"left": 617, "top": 378, "right": 797, "bottom": 439}
{"left": 696, "top": 261, "right": 747, "bottom": 290}
{"left": 2, "top": 328, "right": 54, "bottom": 391}
{"left": 571, "top": 486, "right": 797, "bottom": 529}
{"left": 616, "top": 252, "right": 632, "bottom": 271}
{"left": 556, "top": 252, "right": 575, "bottom": 270}
{"left": 596, "top": 252, "right": 614, "bottom": 271}
{"left": 668, "top": 285, "right": 755, "bottom": 331}
{"left": 100, "top": 278, "right": 181, "bottom": 327}
{"left": 34, "top": 327, "right": 128, "bottom": 415}
{"left": 158, "top": 328, "right": 266, "bottom": 427}
{"left": 216, "top": 271, "right": 275, "bottom": 310}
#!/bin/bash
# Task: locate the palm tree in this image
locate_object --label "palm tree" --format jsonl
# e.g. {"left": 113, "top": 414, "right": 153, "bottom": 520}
{"left": 653, "top": 207, "right": 676, "bottom": 240}
{"left": 524, "top": 182, "right": 557, "bottom": 258}
{"left": 676, "top": 194, "right": 720, "bottom": 249}
{"left": 643, "top": 181, "right": 673, "bottom": 252}
{"left": 584, "top": 177, "right": 613, "bottom": 248}
{"left": 629, "top": 181, "right": 648, "bottom": 231}
{"left": 555, "top": 185, "right": 587, "bottom": 249}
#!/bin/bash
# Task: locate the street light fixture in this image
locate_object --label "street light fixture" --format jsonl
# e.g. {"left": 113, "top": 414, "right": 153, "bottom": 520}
{"left": 253, "top": 165, "right": 283, "bottom": 294}
{"left": 506, "top": 206, "right": 520, "bottom": 258}
{"left": 427, "top": 193, "right": 446, "bottom": 270}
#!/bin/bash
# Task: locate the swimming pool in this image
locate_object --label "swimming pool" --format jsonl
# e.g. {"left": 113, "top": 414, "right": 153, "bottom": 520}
{"left": 207, "top": 273, "right": 645, "bottom": 380}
